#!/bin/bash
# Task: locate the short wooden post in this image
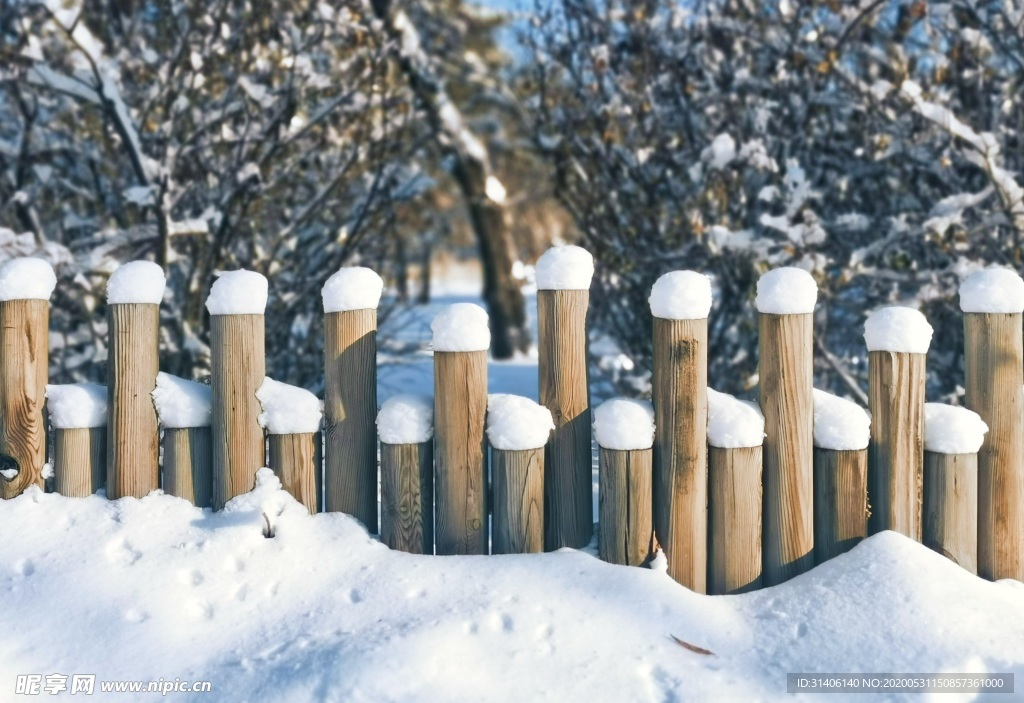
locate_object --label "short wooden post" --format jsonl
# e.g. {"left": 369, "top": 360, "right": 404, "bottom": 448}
{"left": 960, "top": 269, "right": 1024, "bottom": 581}
{"left": 0, "top": 258, "right": 54, "bottom": 499}
{"left": 323, "top": 267, "right": 382, "bottom": 532}
{"left": 811, "top": 389, "right": 869, "bottom": 564}
{"left": 650, "top": 271, "right": 711, "bottom": 591}
{"left": 258, "top": 378, "right": 324, "bottom": 514}
{"left": 756, "top": 268, "right": 816, "bottom": 585}
{"left": 46, "top": 383, "right": 107, "bottom": 497}
{"left": 207, "top": 270, "right": 267, "bottom": 510}
{"left": 536, "top": 245, "right": 594, "bottom": 550}
{"left": 432, "top": 303, "right": 489, "bottom": 555}
{"left": 378, "top": 394, "right": 435, "bottom": 554}
{"left": 864, "top": 307, "right": 931, "bottom": 540}
{"left": 706, "top": 388, "right": 763, "bottom": 595}
{"left": 153, "top": 372, "right": 214, "bottom": 508}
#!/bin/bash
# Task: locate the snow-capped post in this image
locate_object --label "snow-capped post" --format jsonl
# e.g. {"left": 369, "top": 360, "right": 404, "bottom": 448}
{"left": 322, "top": 267, "right": 382, "bottom": 531}
{"left": 487, "top": 395, "right": 554, "bottom": 554}
{"left": 0, "top": 258, "right": 56, "bottom": 499}
{"left": 258, "top": 378, "right": 323, "bottom": 514}
{"left": 46, "top": 384, "right": 107, "bottom": 497}
{"left": 960, "top": 268, "right": 1024, "bottom": 581}
{"left": 378, "top": 395, "right": 435, "bottom": 554}
{"left": 649, "top": 271, "right": 711, "bottom": 591}
{"left": 865, "top": 307, "right": 931, "bottom": 541}
{"left": 433, "top": 304, "right": 490, "bottom": 555}
{"left": 757, "top": 267, "right": 817, "bottom": 585}
{"left": 536, "top": 245, "right": 594, "bottom": 551}
{"left": 153, "top": 373, "right": 213, "bottom": 507}
{"left": 922, "top": 404, "right": 986, "bottom": 575}
{"left": 595, "top": 399, "right": 655, "bottom": 567}
{"left": 207, "top": 270, "right": 268, "bottom": 510}
{"left": 106, "top": 261, "right": 164, "bottom": 499}
{"left": 706, "top": 389, "right": 764, "bottom": 595}
{"left": 812, "top": 390, "right": 870, "bottom": 564}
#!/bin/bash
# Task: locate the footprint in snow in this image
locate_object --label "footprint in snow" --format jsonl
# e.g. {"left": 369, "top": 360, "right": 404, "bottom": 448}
{"left": 178, "top": 569, "right": 204, "bottom": 587}
{"left": 13, "top": 559, "right": 34, "bottom": 577}
{"left": 105, "top": 538, "right": 141, "bottom": 565}
{"left": 346, "top": 588, "right": 363, "bottom": 604}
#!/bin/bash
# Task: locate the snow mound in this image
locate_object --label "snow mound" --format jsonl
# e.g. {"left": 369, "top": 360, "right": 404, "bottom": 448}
{"left": 707, "top": 388, "right": 764, "bottom": 448}
{"left": 256, "top": 378, "right": 322, "bottom": 435}
{"left": 535, "top": 245, "right": 594, "bottom": 290}
{"left": 45, "top": 383, "right": 107, "bottom": 429}
{"left": 106, "top": 261, "right": 166, "bottom": 305}
{"left": 594, "top": 398, "right": 654, "bottom": 450}
{"left": 649, "top": 271, "right": 713, "bottom": 320}
{"left": 322, "top": 267, "right": 385, "bottom": 313}
{"left": 151, "top": 372, "right": 212, "bottom": 428}
{"left": 864, "top": 306, "right": 933, "bottom": 354}
{"left": 0, "top": 257, "right": 57, "bottom": 301}
{"left": 812, "top": 389, "right": 870, "bottom": 451}
{"left": 377, "top": 394, "right": 433, "bottom": 445}
{"left": 754, "top": 267, "right": 817, "bottom": 314}
{"left": 959, "top": 267, "right": 1024, "bottom": 314}
{"left": 486, "top": 394, "right": 554, "bottom": 450}
{"left": 205, "top": 270, "right": 268, "bottom": 315}
{"left": 924, "top": 403, "right": 988, "bottom": 454}
{"left": 431, "top": 303, "right": 490, "bottom": 352}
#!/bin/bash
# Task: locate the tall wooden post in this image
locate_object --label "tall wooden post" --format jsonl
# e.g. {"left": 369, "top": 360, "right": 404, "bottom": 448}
{"left": 650, "top": 271, "right": 711, "bottom": 591}
{"left": 864, "top": 307, "right": 931, "bottom": 540}
{"left": 378, "top": 394, "right": 435, "bottom": 554}
{"left": 433, "top": 304, "right": 489, "bottom": 555}
{"left": 536, "top": 245, "right": 594, "bottom": 550}
{"left": 46, "top": 383, "right": 108, "bottom": 497}
{"left": 153, "top": 372, "right": 213, "bottom": 508}
{"left": 257, "top": 377, "right": 324, "bottom": 515}
{"left": 0, "top": 257, "right": 55, "bottom": 499}
{"left": 756, "top": 267, "right": 817, "bottom": 585}
{"left": 323, "top": 267, "right": 382, "bottom": 532}
{"left": 960, "top": 268, "right": 1024, "bottom": 581}
{"left": 207, "top": 270, "right": 267, "bottom": 510}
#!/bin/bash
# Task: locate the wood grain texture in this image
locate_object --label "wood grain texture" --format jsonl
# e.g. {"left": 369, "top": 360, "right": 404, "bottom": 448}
{"left": 381, "top": 440, "right": 434, "bottom": 554}
{"left": 598, "top": 447, "right": 654, "bottom": 567}
{"left": 538, "top": 289, "right": 593, "bottom": 550}
{"left": 813, "top": 447, "right": 868, "bottom": 564}
{"left": 964, "top": 312, "right": 1024, "bottom": 581}
{"left": 53, "top": 427, "right": 106, "bottom": 497}
{"left": 492, "top": 446, "right": 544, "bottom": 554}
{"left": 652, "top": 316, "right": 708, "bottom": 592}
{"left": 708, "top": 445, "right": 762, "bottom": 595}
{"left": 268, "top": 432, "right": 321, "bottom": 514}
{"left": 107, "top": 303, "right": 160, "bottom": 499}
{"left": 867, "top": 350, "right": 925, "bottom": 541}
{"left": 211, "top": 313, "right": 265, "bottom": 510}
{"left": 163, "top": 426, "right": 213, "bottom": 507}
{"left": 923, "top": 451, "right": 978, "bottom": 574}
{"left": 324, "top": 309, "right": 378, "bottom": 531}
{"left": 0, "top": 299, "right": 48, "bottom": 499}
{"left": 759, "top": 312, "right": 814, "bottom": 585}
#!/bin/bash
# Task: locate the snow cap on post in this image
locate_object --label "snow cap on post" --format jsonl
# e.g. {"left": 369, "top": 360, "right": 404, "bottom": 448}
{"left": 0, "top": 257, "right": 57, "bottom": 301}
{"left": 958, "top": 268, "right": 1024, "bottom": 314}
{"left": 863, "top": 307, "right": 933, "bottom": 354}
{"left": 151, "top": 372, "right": 212, "bottom": 428}
{"left": 707, "top": 388, "right": 764, "bottom": 448}
{"left": 205, "top": 270, "right": 268, "bottom": 315}
{"left": 431, "top": 302, "right": 490, "bottom": 352}
{"left": 812, "top": 389, "right": 870, "bottom": 451}
{"left": 377, "top": 394, "right": 434, "bottom": 445}
{"left": 256, "top": 378, "right": 323, "bottom": 435}
{"left": 649, "top": 271, "right": 713, "bottom": 320}
{"left": 106, "top": 261, "right": 166, "bottom": 304}
{"left": 755, "top": 266, "right": 817, "bottom": 314}
{"left": 486, "top": 394, "right": 555, "bottom": 450}
{"left": 535, "top": 245, "right": 594, "bottom": 290}
{"left": 924, "top": 403, "right": 988, "bottom": 454}
{"left": 322, "top": 266, "right": 384, "bottom": 313}
{"left": 593, "top": 398, "right": 655, "bottom": 451}
{"left": 45, "top": 383, "right": 108, "bottom": 429}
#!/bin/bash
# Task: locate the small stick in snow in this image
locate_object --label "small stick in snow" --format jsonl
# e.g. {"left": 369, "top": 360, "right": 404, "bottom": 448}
{"left": 669, "top": 635, "right": 715, "bottom": 656}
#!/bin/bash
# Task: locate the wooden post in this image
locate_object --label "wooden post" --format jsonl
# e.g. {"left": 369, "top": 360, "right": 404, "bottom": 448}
{"left": 380, "top": 440, "right": 434, "bottom": 554}
{"left": 322, "top": 267, "right": 382, "bottom": 531}
{"left": 268, "top": 432, "right": 322, "bottom": 514}
{"left": 207, "top": 271, "right": 268, "bottom": 510}
{"left": 492, "top": 447, "right": 545, "bottom": 554}
{"left": 708, "top": 446, "right": 762, "bottom": 594}
{"left": 536, "top": 245, "right": 593, "bottom": 551}
{"left": 0, "top": 257, "right": 55, "bottom": 499}
{"left": 813, "top": 448, "right": 868, "bottom": 563}
{"left": 923, "top": 451, "right": 978, "bottom": 574}
{"left": 53, "top": 428, "right": 106, "bottom": 497}
{"left": 650, "top": 271, "right": 711, "bottom": 591}
{"left": 163, "top": 427, "right": 213, "bottom": 508}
